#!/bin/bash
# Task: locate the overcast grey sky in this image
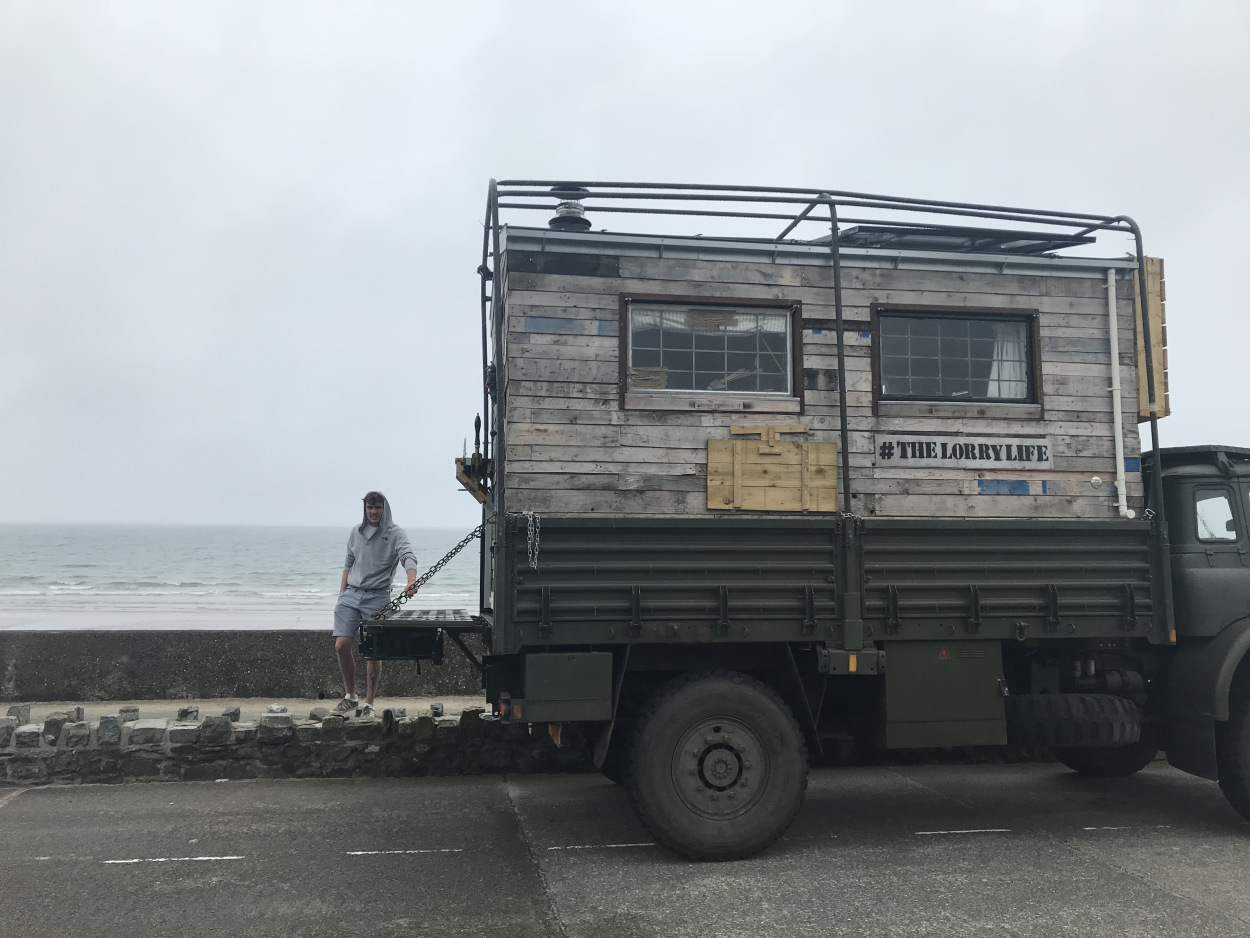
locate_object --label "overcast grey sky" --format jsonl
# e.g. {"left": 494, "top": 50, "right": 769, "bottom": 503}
{"left": 2, "top": 1, "right": 1247, "bottom": 528}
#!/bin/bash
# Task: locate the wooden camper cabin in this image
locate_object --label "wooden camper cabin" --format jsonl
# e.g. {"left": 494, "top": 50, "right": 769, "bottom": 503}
{"left": 480, "top": 184, "right": 1168, "bottom": 524}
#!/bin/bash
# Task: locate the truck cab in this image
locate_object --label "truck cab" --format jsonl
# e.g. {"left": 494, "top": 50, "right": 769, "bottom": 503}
{"left": 1152, "top": 447, "right": 1250, "bottom": 782}
{"left": 1157, "top": 446, "right": 1250, "bottom": 639}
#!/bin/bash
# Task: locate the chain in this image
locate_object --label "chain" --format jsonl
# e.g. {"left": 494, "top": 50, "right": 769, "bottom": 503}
{"left": 526, "top": 511, "right": 541, "bottom": 571}
{"left": 371, "top": 517, "right": 493, "bottom": 621}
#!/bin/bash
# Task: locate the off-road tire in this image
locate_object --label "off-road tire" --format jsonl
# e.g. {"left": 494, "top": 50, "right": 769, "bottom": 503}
{"left": 1006, "top": 693, "right": 1141, "bottom": 749}
{"left": 1216, "top": 674, "right": 1250, "bottom": 821}
{"left": 626, "top": 671, "right": 807, "bottom": 861}
{"left": 1053, "top": 738, "right": 1159, "bottom": 778}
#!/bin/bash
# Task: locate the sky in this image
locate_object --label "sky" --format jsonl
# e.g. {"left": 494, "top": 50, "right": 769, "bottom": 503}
{"left": 2, "top": 1, "right": 1247, "bottom": 527}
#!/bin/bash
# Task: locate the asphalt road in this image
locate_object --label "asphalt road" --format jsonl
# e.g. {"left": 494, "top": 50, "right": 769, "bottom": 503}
{"left": 2, "top": 763, "right": 1249, "bottom": 938}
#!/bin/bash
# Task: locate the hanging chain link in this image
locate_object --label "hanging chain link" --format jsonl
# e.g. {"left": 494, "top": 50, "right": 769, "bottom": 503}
{"left": 371, "top": 517, "right": 493, "bottom": 621}
{"left": 525, "top": 511, "right": 541, "bottom": 571}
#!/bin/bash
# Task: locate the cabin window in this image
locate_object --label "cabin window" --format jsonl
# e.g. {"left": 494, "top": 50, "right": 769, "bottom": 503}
{"left": 875, "top": 311, "right": 1036, "bottom": 403}
{"left": 626, "top": 302, "right": 794, "bottom": 396}
{"left": 1195, "top": 489, "right": 1238, "bottom": 542}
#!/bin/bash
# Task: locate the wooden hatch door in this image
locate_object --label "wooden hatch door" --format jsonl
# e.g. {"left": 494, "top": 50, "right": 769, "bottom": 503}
{"left": 707, "top": 424, "right": 839, "bottom": 512}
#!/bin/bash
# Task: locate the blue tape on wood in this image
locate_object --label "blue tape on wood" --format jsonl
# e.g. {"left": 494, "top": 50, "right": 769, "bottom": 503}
{"left": 977, "top": 480, "right": 1031, "bottom": 495}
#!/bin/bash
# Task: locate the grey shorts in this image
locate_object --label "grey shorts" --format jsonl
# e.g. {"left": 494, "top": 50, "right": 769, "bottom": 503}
{"left": 333, "top": 587, "right": 391, "bottom": 638}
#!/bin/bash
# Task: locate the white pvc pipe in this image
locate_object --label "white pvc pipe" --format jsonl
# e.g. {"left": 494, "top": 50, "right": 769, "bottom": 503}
{"left": 1107, "top": 268, "right": 1134, "bottom": 519}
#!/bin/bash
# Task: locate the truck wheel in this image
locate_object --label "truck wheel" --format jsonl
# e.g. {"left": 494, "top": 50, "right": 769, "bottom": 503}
{"left": 626, "top": 671, "right": 807, "bottom": 861}
{"left": 1053, "top": 738, "right": 1159, "bottom": 778}
{"left": 1217, "top": 675, "right": 1250, "bottom": 820}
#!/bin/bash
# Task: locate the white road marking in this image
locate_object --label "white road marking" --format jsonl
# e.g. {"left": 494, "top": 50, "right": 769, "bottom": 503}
{"left": 346, "top": 848, "right": 464, "bottom": 856}
{"left": 0, "top": 788, "right": 27, "bottom": 810}
{"left": 1082, "top": 825, "right": 1173, "bottom": 831}
{"left": 102, "top": 856, "right": 245, "bottom": 864}
{"left": 915, "top": 829, "right": 1012, "bottom": 836}
{"left": 546, "top": 842, "right": 655, "bottom": 851}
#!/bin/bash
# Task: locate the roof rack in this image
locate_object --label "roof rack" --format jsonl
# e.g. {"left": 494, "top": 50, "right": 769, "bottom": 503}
{"left": 487, "top": 180, "right": 1139, "bottom": 247}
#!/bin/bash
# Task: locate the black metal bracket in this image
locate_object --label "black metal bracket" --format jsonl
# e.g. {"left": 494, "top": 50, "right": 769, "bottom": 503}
{"left": 1124, "top": 582, "right": 1139, "bottom": 631}
{"left": 539, "top": 586, "right": 552, "bottom": 639}
{"left": 967, "top": 584, "right": 982, "bottom": 634}
{"left": 718, "top": 585, "right": 730, "bottom": 637}
{"left": 803, "top": 585, "right": 816, "bottom": 635}
{"left": 445, "top": 630, "right": 483, "bottom": 677}
{"left": 630, "top": 585, "right": 642, "bottom": 639}
{"left": 1045, "top": 584, "right": 1060, "bottom": 633}
{"left": 777, "top": 644, "right": 824, "bottom": 763}
{"left": 886, "top": 584, "right": 900, "bottom": 635}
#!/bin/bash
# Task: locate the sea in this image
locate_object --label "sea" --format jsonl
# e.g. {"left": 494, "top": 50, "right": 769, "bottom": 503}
{"left": 0, "top": 524, "right": 481, "bottom": 631}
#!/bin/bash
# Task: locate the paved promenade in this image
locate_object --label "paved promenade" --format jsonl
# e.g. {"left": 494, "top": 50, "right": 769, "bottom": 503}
{"left": 2, "top": 762, "right": 1249, "bottom": 937}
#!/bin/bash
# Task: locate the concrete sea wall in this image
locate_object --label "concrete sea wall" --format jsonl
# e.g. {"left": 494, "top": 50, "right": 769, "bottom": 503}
{"left": 0, "top": 630, "right": 482, "bottom": 702}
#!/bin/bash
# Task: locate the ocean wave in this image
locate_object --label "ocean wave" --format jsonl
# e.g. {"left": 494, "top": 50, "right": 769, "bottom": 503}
{"left": 259, "top": 590, "right": 336, "bottom": 598}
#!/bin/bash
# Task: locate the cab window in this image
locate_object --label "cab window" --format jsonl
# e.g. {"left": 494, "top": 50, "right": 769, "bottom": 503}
{"left": 1195, "top": 489, "right": 1238, "bottom": 541}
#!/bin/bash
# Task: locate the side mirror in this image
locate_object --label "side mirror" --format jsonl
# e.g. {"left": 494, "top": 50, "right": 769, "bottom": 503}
{"left": 1229, "top": 519, "right": 1239, "bottom": 533}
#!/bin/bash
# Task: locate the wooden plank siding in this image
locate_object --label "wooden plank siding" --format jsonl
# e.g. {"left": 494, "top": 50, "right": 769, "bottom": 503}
{"left": 498, "top": 250, "right": 1143, "bottom": 520}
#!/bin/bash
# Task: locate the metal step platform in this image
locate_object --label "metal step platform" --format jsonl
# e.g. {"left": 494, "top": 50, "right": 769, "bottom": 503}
{"left": 358, "top": 609, "right": 488, "bottom": 672}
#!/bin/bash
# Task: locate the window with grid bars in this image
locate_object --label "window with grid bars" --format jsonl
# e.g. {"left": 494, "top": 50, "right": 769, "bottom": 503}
{"left": 626, "top": 302, "right": 793, "bottom": 395}
{"left": 877, "top": 311, "right": 1034, "bottom": 403}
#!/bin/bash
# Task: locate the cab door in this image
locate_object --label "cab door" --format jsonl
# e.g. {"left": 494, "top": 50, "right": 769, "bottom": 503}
{"left": 1171, "top": 483, "right": 1250, "bottom": 636}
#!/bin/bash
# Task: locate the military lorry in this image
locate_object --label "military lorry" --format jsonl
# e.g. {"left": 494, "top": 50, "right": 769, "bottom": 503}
{"left": 361, "top": 180, "right": 1250, "bottom": 861}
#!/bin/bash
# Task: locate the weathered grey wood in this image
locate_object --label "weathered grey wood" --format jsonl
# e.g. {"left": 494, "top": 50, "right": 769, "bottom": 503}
{"left": 854, "top": 474, "right": 1144, "bottom": 494}
{"left": 506, "top": 290, "right": 620, "bottom": 311}
{"left": 621, "top": 391, "right": 801, "bottom": 414}
{"left": 595, "top": 255, "right": 1123, "bottom": 300}
{"left": 507, "top": 359, "right": 618, "bottom": 383}
{"left": 509, "top": 341, "right": 618, "bottom": 363}
{"left": 870, "top": 495, "right": 1130, "bottom": 520}
{"left": 505, "top": 459, "right": 703, "bottom": 475}
{"left": 507, "top": 395, "right": 617, "bottom": 413}
{"left": 500, "top": 254, "right": 1144, "bottom": 521}
{"left": 507, "top": 424, "right": 622, "bottom": 447}
{"left": 508, "top": 380, "right": 618, "bottom": 399}
{"left": 510, "top": 272, "right": 1122, "bottom": 319}
{"left": 871, "top": 415, "right": 1128, "bottom": 438}
{"left": 504, "top": 472, "right": 622, "bottom": 491}
{"left": 506, "top": 488, "right": 708, "bottom": 514}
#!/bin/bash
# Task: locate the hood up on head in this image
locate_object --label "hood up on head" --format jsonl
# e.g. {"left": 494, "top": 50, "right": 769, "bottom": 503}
{"left": 359, "top": 491, "right": 393, "bottom": 538}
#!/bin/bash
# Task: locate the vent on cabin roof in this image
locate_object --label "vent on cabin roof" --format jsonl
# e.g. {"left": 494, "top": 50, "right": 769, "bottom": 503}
{"left": 548, "top": 184, "right": 592, "bottom": 231}
{"left": 807, "top": 223, "right": 1096, "bottom": 255}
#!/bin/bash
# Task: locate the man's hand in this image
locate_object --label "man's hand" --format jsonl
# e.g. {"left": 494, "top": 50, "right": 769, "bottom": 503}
{"left": 403, "top": 569, "right": 418, "bottom": 598}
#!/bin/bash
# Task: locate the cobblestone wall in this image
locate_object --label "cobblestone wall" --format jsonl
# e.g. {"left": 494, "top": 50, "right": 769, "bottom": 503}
{"left": 0, "top": 703, "right": 593, "bottom": 785}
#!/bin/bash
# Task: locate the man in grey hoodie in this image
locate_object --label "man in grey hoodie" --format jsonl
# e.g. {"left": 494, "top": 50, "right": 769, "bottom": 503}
{"left": 333, "top": 491, "right": 418, "bottom": 717}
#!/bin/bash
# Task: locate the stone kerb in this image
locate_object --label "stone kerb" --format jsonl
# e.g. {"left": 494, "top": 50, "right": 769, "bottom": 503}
{"left": 0, "top": 704, "right": 594, "bottom": 786}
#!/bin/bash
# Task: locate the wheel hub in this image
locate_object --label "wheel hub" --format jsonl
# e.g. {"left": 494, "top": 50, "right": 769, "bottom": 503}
{"left": 672, "top": 719, "right": 768, "bottom": 819}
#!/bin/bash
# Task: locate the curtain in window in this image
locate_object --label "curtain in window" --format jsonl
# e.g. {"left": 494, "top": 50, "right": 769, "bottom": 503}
{"left": 985, "top": 322, "right": 1027, "bottom": 399}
